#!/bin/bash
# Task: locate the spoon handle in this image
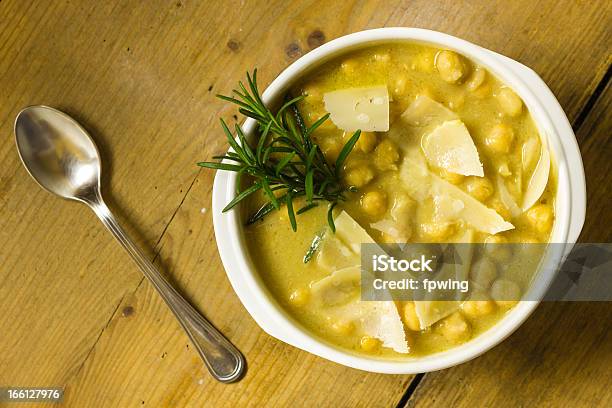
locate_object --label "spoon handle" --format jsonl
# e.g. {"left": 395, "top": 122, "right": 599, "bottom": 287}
{"left": 89, "top": 199, "right": 245, "bottom": 383}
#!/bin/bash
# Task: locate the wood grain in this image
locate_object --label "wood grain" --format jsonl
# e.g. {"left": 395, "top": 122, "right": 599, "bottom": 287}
{"left": 404, "top": 82, "right": 612, "bottom": 408}
{"left": 0, "top": 0, "right": 609, "bottom": 406}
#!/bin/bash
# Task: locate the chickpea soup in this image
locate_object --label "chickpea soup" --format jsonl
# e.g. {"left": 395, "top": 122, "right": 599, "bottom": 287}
{"left": 240, "top": 43, "right": 556, "bottom": 358}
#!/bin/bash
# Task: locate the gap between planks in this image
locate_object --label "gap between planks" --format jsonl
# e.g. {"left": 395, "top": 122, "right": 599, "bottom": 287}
{"left": 63, "top": 167, "right": 202, "bottom": 386}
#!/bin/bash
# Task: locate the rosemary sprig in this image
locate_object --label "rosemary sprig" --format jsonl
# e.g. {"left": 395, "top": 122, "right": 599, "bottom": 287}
{"left": 198, "top": 69, "right": 360, "bottom": 232}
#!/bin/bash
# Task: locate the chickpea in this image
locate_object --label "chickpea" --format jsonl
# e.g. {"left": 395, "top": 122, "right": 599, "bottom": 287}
{"left": 515, "top": 234, "right": 542, "bottom": 258}
{"left": 380, "top": 223, "right": 413, "bottom": 244}
{"left": 380, "top": 232, "right": 398, "bottom": 244}
{"left": 470, "top": 257, "right": 498, "bottom": 288}
{"left": 466, "top": 66, "right": 486, "bottom": 91}
{"left": 321, "top": 145, "right": 341, "bottom": 163}
{"left": 420, "top": 222, "right": 455, "bottom": 241}
{"left": 392, "top": 73, "right": 410, "bottom": 98}
{"left": 465, "top": 177, "right": 494, "bottom": 201}
{"left": 473, "top": 83, "right": 492, "bottom": 99}
{"left": 391, "top": 192, "right": 416, "bottom": 221}
{"left": 490, "top": 279, "right": 521, "bottom": 308}
{"left": 483, "top": 234, "right": 512, "bottom": 263}
{"left": 289, "top": 288, "right": 310, "bottom": 306}
{"left": 372, "top": 52, "right": 391, "bottom": 63}
{"left": 317, "top": 135, "right": 342, "bottom": 162}
{"left": 489, "top": 198, "right": 512, "bottom": 221}
{"left": 374, "top": 139, "right": 400, "bottom": 171}
{"left": 361, "top": 190, "right": 388, "bottom": 217}
{"left": 350, "top": 131, "right": 377, "bottom": 153}
{"left": 525, "top": 204, "right": 554, "bottom": 234}
{"left": 439, "top": 168, "right": 465, "bottom": 184}
{"left": 343, "top": 165, "right": 374, "bottom": 188}
{"left": 402, "top": 302, "right": 421, "bottom": 331}
{"left": 448, "top": 93, "right": 465, "bottom": 110}
{"left": 485, "top": 123, "right": 514, "bottom": 153}
{"left": 435, "top": 50, "right": 469, "bottom": 83}
{"left": 421, "top": 86, "right": 437, "bottom": 101}
{"left": 306, "top": 110, "right": 335, "bottom": 130}
{"left": 330, "top": 319, "right": 355, "bottom": 336}
{"left": 360, "top": 336, "right": 380, "bottom": 352}
{"left": 497, "top": 161, "right": 512, "bottom": 177}
{"left": 340, "top": 58, "right": 358, "bottom": 75}
{"left": 462, "top": 294, "right": 496, "bottom": 318}
{"left": 412, "top": 52, "right": 435, "bottom": 73}
{"left": 496, "top": 87, "right": 523, "bottom": 117}
{"left": 439, "top": 312, "right": 471, "bottom": 343}
{"left": 516, "top": 234, "right": 539, "bottom": 244}
{"left": 302, "top": 84, "right": 322, "bottom": 100}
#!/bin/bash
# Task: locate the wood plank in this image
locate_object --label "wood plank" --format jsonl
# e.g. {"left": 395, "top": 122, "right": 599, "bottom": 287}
{"left": 64, "top": 178, "right": 413, "bottom": 407}
{"left": 0, "top": 0, "right": 211, "bottom": 387}
{"left": 63, "top": 1, "right": 612, "bottom": 406}
{"left": 404, "top": 81, "right": 612, "bottom": 407}
{"left": 0, "top": 0, "right": 609, "bottom": 406}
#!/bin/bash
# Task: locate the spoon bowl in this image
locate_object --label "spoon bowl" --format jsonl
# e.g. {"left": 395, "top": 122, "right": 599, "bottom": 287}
{"left": 15, "top": 106, "right": 101, "bottom": 202}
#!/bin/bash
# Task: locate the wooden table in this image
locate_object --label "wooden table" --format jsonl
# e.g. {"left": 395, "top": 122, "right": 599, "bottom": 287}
{"left": 1, "top": 1, "right": 610, "bottom": 406}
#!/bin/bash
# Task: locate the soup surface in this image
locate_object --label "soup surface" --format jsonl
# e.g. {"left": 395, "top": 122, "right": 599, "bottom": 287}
{"left": 242, "top": 42, "right": 556, "bottom": 358}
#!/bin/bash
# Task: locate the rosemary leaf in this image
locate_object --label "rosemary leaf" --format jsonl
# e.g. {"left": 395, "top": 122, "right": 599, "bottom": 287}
{"left": 261, "top": 179, "right": 279, "bottom": 209}
{"left": 335, "top": 130, "right": 361, "bottom": 176}
{"left": 275, "top": 152, "right": 296, "bottom": 176}
{"left": 197, "top": 162, "right": 244, "bottom": 172}
{"left": 304, "top": 113, "right": 331, "bottom": 138}
{"left": 303, "top": 230, "right": 325, "bottom": 263}
{"left": 286, "top": 191, "right": 297, "bottom": 232}
{"left": 256, "top": 121, "right": 272, "bottom": 164}
{"left": 277, "top": 95, "right": 306, "bottom": 121}
{"left": 327, "top": 202, "right": 337, "bottom": 233}
{"left": 305, "top": 170, "right": 314, "bottom": 203}
{"left": 247, "top": 194, "right": 287, "bottom": 224}
{"left": 198, "top": 70, "right": 361, "bottom": 231}
{"left": 222, "top": 182, "right": 262, "bottom": 212}
{"left": 297, "top": 202, "right": 318, "bottom": 214}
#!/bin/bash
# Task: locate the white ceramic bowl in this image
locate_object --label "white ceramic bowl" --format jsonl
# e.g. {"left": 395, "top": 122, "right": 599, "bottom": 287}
{"left": 212, "top": 28, "right": 586, "bottom": 373}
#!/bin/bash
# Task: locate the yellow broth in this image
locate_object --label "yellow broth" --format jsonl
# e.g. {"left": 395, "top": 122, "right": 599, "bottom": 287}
{"left": 241, "top": 42, "right": 556, "bottom": 358}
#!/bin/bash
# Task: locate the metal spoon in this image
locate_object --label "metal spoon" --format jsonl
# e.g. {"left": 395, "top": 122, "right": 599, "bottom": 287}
{"left": 14, "top": 105, "right": 245, "bottom": 383}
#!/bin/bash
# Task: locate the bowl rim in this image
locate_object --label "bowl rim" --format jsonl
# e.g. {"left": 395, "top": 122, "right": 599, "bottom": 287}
{"left": 211, "top": 27, "right": 585, "bottom": 373}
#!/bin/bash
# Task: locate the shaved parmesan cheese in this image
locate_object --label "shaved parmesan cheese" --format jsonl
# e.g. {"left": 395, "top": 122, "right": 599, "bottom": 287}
{"left": 422, "top": 120, "right": 484, "bottom": 177}
{"left": 415, "top": 301, "right": 459, "bottom": 330}
{"left": 522, "top": 137, "right": 540, "bottom": 172}
{"left": 497, "top": 176, "right": 521, "bottom": 218}
{"left": 433, "top": 194, "right": 465, "bottom": 221}
{"left": 401, "top": 94, "right": 457, "bottom": 135}
{"left": 310, "top": 213, "right": 410, "bottom": 353}
{"left": 311, "top": 266, "right": 361, "bottom": 306}
{"left": 432, "top": 178, "right": 514, "bottom": 234}
{"left": 401, "top": 96, "right": 483, "bottom": 177}
{"left": 522, "top": 140, "right": 551, "bottom": 211}
{"left": 454, "top": 229, "right": 475, "bottom": 276}
{"left": 370, "top": 219, "right": 410, "bottom": 242}
{"left": 400, "top": 149, "right": 514, "bottom": 234}
{"left": 316, "top": 211, "right": 375, "bottom": 271}
{"left": 359, "top": 301, "right": 410, "bottom": 353}
{"left": 414, "top": 230, "right": 474, "bottom": 329}
{"left": 333, "top": 211, "right": 376, "bottom": 253}
{"left": 323, "top": 86, "right": 390, "bottom": 132}
{"left": 311, "top": 267, "right": 409, "bottom": 353}
{"left": 316, "top": 233, "right": 360, "bottom": 271}
{"left": 398, "top": 146, "right": 432, "bottom": 201}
